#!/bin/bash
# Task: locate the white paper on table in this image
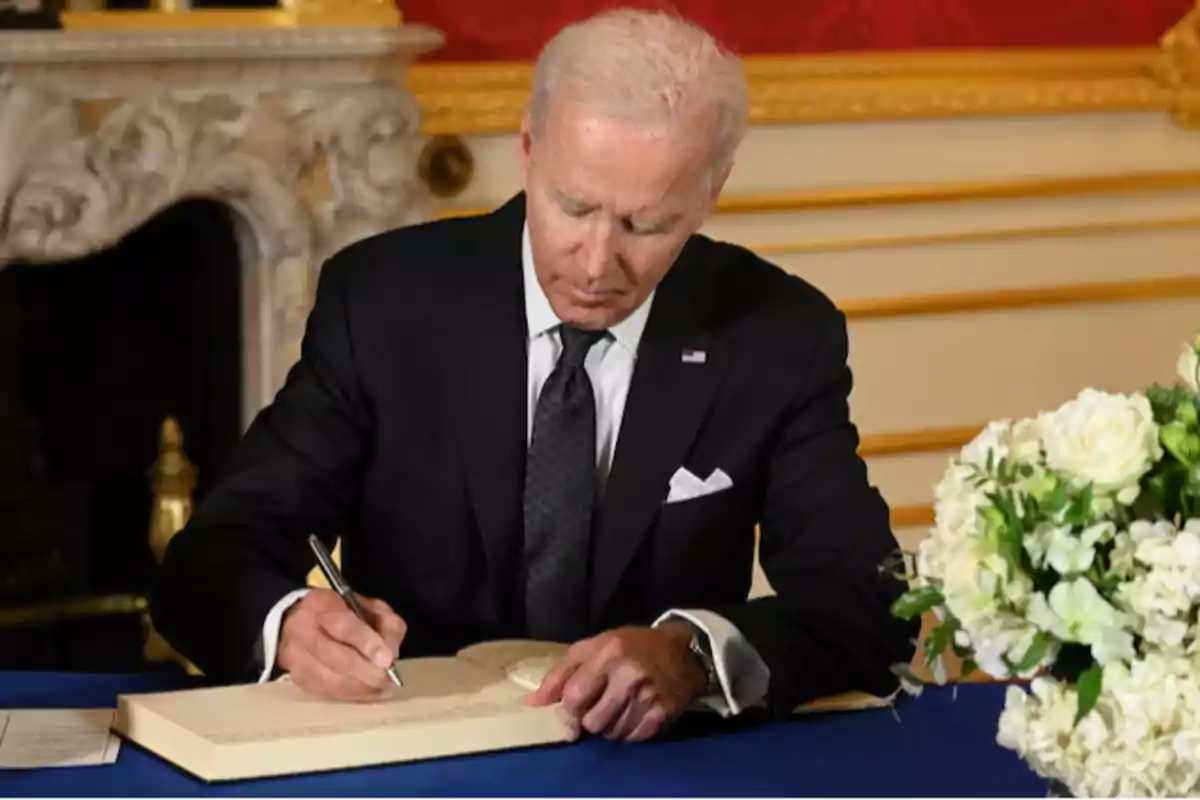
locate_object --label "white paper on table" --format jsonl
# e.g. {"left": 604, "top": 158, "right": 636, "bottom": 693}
{"left": 0, "top": 709, "right": 121, "bottom": 768}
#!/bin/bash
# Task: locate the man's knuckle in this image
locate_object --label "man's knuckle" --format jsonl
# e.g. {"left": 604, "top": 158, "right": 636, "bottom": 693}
{"left": 562, "top": 682, "right": 587, "bottom": 710}
{"left": 600, "top": 637, "right": 626, "bottom": 661}
{"left": 316, "top": 639, "right": 356, "bottom": 675}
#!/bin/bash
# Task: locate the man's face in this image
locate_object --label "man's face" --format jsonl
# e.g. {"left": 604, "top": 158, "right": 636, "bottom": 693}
{"left": 519, "top": 102, "right": 725, "bottom": 331}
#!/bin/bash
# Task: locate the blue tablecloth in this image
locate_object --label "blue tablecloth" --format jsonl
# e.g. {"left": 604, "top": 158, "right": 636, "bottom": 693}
{"left": 0, "top": 671, "right": 1046, "bottom": 796}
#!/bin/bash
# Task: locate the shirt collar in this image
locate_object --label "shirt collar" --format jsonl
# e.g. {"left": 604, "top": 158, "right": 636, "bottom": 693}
{"left": 522, "top": 221, "right": 653, "bottom": 356}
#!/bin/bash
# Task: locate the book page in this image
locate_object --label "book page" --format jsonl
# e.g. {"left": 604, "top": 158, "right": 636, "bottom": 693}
{"left": 454, "top": 639, "right": 568, "bottom": 691}
{"left": 126, "top": 656, "right": 541, "bottom": 746}
{"left": 0, "top": 709, "right": 121, "bottom": 768}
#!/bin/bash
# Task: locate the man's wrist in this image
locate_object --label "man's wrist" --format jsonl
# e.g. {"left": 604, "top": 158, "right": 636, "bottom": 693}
{"left": 657, "top": 620, "right": 716, "bottom": 699}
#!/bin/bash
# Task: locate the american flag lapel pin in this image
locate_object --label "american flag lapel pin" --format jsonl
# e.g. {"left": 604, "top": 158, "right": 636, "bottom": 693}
{"left": 681, "top": 348, "right": 707, "bottom": 364}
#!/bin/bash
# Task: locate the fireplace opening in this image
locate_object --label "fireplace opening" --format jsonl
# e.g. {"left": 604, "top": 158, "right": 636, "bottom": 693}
{"left": 0, "top": 197, "right": 243, "bottom": 672}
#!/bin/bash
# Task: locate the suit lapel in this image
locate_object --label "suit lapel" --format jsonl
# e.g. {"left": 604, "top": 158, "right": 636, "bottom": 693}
{"left": 445, "top": 196, "right": 528, "bottom": 613}
{"left": 590, "top": 241, "right": 730, "bottom": 623}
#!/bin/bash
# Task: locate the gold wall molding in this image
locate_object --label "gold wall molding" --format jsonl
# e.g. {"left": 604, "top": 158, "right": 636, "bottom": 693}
{"left": 437, "top": 169, "right": 1200, "bottom": 220}
{"left": 840, "top": 275, "right": 1200, "bottom": 320}
{"left": 59, "top": 1, "right": 402, "bottom": 29}
{"left": 51, "top": 3, "right": 1200, "bottom": 133}
{"left": 407, "top": 45, "right": 1185, "bottom": 135}
{"left": 0, "top": 594, "right": 147, "bottom": 628}
{"left": 712, "top": 171, "right": 1200, "bottom": 215}
{"left": 858, "top": 425, "right": 980, "bottom": 458}
{"left": 754, "top": 216, "right": 1200, "bottom": 256}
{"left": 1157, "top": 1, "right": 1200, "bottom": 129}
{"left": 891, "top": 505, "right": 936, "bottom": 529}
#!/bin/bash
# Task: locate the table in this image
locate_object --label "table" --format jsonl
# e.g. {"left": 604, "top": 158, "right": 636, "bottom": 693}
{"left": 0, "top": 671, "right": 1046, "bottom": 796}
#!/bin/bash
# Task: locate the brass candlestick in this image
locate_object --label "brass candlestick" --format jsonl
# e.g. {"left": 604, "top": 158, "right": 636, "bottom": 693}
{"left": 143, "top": 416, "right": 201, "bottom": 674}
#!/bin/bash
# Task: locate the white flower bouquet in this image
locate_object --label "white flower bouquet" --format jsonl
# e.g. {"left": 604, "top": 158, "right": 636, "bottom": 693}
{"left": 890, "top": 334, "right": 1200, "bottom": 797}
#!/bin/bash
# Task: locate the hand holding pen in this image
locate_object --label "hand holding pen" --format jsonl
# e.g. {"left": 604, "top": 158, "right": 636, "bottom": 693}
{"left": 273, "top": 535, "right": 408, "bottom": 702}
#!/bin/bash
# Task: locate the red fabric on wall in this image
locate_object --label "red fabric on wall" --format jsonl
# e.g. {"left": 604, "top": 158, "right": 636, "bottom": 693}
{"left": 399, "top": 0, "right": 1193, "bottom": 61}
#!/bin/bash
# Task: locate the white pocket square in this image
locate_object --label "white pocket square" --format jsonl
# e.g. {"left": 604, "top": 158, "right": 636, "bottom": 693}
{"left": 666, "top": 467, "right": 733, "bottom": 504}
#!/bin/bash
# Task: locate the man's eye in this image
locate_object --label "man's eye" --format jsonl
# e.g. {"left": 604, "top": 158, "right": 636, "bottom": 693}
{"left": 621, "top": 218, "right": 659, "bottom": 236}
{"left": 559, "top": 200, "right": 591, "bottom": 218}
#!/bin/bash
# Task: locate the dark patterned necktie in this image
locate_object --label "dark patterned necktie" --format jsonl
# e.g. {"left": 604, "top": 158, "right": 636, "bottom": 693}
{"left": 522, "top": 324, "right": 607, "bottom": 641}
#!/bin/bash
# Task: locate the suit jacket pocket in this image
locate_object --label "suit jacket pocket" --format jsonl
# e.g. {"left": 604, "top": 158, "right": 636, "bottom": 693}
{"left": 653, "top": 487, "right": 754, "bottom": 603}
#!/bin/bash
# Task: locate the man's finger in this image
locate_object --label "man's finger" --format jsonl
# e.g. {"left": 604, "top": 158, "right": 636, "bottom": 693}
{"left": 527, "top": 656, "right": 581, "bottom": 706}
{"left": 625, "top": 704, "right": 667, "bottom": 742}
{"left": 319, "top": 609, "right": 394, "bottom": 670}
{"left": 290, "top": 641, "right": 390, "bottom": 702}
{"left": 604, "top": 696, "right": 641, "bottom": 741}
{"left": 311, "top": 627, "right": 392, "bottom": 691}
{"left": 358, "top": 596, "right": 407, "bottom": 655}
{"left": 560, "top": 656, "right": 609, "bottom": 721}
{"left": 581, "top": 661, "right": 642, "bottom": 735}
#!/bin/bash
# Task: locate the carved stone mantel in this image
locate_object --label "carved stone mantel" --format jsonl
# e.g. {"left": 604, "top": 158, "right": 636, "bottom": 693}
{"left": 0, "top": 22, "right": 444, "bottom": 422}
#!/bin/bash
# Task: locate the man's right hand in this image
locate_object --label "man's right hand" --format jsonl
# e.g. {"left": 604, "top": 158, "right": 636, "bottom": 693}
{"left": 276, "top": 588, "right": 407, "bottom": 702}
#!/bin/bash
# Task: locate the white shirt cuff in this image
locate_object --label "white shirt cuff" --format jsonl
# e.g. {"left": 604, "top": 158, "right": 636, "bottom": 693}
{"left": 256, "top": 588, "right": 310, "bottom": 683}
{"left": 653, "top": 608, "right": 770, "bottom": 717}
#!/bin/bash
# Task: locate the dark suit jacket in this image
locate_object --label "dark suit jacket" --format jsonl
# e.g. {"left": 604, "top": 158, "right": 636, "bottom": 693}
{"left": 151, "top": 193, "right": 917, "bottom": 718}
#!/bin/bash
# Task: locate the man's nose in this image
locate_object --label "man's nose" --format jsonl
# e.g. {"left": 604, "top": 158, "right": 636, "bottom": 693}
{"left": 582, "top": 224, "right": 617, "bottom": 281}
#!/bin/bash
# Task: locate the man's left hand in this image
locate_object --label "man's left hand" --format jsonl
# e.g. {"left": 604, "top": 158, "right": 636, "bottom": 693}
{"left": 525, "top": 623, "right": 709, "bottom": 742}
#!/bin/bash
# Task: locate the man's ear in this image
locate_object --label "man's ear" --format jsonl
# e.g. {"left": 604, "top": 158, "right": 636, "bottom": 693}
{"left": 706, "top": 160, "right": 733, "bottom": 207}
{"left": 518, "top": 112, "right": 535, "bottom": 180}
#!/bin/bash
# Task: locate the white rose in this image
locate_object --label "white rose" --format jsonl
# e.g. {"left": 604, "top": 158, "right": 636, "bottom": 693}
{"left": 1010, "top": 418, "right": 1044, "bottom": 464}
{"left": 960, "top": 418, "right": 1042, "bottom": 468}
{"left": 1038, "top": 388, "right": 1162, "bottom": 503}
{"left": 1178, "top": 338, "right": 1200, "bottom": 394}
{"left": 960, "top": 420, "right": 1011, "bottom": 468}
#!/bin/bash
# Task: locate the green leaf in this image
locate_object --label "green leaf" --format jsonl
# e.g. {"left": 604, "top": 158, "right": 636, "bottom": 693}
{"left": 960, "top": 658, "right": 979, "bottom": 680}
{"left": 1149, "top": 384, "right": 1190, "bottom": 424}
{"left": 1010, "top": 631, "right": 1052, "bottom": 673}
{"left": 1162, "top": 423, "right": 1196, "bottom": 467}
{"left": 890, "top": 586, "right": 944, "bottom": 620}
{"left": 1042, "top": 480, "right": 1069, "bottom": 516}
{"left": 924, "top": 620, "right": 957, "bottom": 669}
{"left": 990, "top": 491, "right": 1025, "bottom": 575}
{"left": 1074, "top": 664, "right": 1102, "bottom": 725}
{"left": 1142, "top": 464, "right": 1186, "bottom": 518}
{"left": 1178, "top": 396, "right": 1199, "bottom": 427}
{"left": 1065, "top": 483, "right": 1094, "bottom": 526}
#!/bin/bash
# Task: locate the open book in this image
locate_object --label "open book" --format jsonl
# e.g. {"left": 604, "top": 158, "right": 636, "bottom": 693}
{"left": 112, "top": 639, "right": 893, "bottom": 782}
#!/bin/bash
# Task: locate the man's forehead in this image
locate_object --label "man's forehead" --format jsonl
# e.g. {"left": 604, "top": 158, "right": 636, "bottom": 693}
{"left": 541, "top": 101, "right": 712, "bottom": 155}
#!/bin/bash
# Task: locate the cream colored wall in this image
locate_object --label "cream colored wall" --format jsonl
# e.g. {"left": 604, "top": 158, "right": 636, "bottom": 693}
{"left": 429, "top": 110, "right": 1200, "bottom": 600}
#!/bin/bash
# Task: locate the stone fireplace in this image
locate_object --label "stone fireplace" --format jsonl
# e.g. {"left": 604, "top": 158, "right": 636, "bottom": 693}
{"left": 0, "top": 13, "right": 444, "bottom": 669}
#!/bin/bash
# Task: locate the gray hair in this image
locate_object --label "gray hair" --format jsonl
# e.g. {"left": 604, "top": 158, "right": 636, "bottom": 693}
{"left": 527, "top": 8, "right": 749, "bottom": 184}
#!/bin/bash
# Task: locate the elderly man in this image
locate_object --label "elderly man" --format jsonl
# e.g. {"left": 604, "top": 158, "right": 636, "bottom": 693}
{"left": 150, "top": 8, "right": 915, "bottom": 743}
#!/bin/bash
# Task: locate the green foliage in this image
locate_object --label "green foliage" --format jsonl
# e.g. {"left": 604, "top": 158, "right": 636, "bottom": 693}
{"left": 1075, "top": 664, "right": 1103, "bottom": 725}
{"left": 890, "top": 586, "right": 943, "bottom": 621}
{"left": 924, "top": 619, "right": 958, "bottom": 670}
{"left": 1009, "top": 631, "right": 1053, "bottom": 673}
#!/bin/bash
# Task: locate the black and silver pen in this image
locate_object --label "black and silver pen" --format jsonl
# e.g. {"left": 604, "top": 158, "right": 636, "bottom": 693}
{"left": 306, "top": 534, "right": 403, "bottom": 688}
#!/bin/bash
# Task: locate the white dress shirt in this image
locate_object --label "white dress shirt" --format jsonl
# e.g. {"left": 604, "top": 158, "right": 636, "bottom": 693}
{"left": 256, "top": 223, "right": 769, "bottom": 716}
